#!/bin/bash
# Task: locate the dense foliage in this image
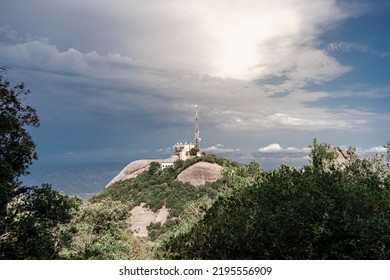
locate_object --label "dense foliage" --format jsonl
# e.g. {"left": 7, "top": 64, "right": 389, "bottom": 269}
{"left": 1, "top": 68, "right": 40, "bottom": 229}
{"left": 159, "top": 140, "right": 390, "bottom": 259}
{"left": 0, "top": 68, "right": 39, "bottom": 178}
{"left": 0, "top": 184, "right": 81, "bottom": 259}
{"left": 0, "top": 70, "right": 71, "bottom": 259}
{"left": 59, "top": 199, "right": 151, "bottom": 260}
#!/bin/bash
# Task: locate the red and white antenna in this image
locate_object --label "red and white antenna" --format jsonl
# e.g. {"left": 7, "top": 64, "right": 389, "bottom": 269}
{"left": 194, "top": 105, "right": 200, "bottom": 149}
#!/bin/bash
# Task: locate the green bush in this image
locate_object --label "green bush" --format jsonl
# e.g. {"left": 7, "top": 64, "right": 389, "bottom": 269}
{"left": 59, "top": 199, "right": 151, "bottom": 260}
{"left": 159, "top": 141, "right": 390, "bottom": 260}
{"left": 0, "top": 184, "right": 82, "bottom": 259}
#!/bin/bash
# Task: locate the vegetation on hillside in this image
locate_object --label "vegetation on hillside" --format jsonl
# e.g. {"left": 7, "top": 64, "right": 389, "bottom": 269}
{"left": 0, "top": 184, "right": 81, "bottom": 259}
{"left": 59, "top": 199, "right": 151, "bottom": 260}
{"left": 89, "top": 155, "right": 240, "bottom": 240}
{"left": 158, "top": 140, "right": 390, "bottom": 259}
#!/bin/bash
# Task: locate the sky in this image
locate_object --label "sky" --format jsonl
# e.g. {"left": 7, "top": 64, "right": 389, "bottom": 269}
{"left": 1, "top": 0, "right": 390, "bottom": 175}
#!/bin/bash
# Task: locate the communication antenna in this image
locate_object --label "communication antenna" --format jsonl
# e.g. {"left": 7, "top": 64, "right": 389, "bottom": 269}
{"left": 194, "top": 105, "right": 201, "bottom": 149}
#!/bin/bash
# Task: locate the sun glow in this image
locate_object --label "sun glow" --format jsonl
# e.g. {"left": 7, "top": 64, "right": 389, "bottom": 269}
{"left": 204, "top": 7, "right": 301, "bottom": 80}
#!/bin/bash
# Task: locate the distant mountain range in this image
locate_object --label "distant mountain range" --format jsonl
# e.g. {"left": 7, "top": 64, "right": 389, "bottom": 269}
{"left": 22, "top": 162, "right": 126, "bottom": 200}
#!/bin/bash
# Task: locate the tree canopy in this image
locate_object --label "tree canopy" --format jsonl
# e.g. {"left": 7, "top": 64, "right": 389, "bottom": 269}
{"left": 0, "top": 68, "right": 39, "bottom": 178}
{"left": 0, "top": 184, "right": 82, "bottom": 259}
{"left": 159, "top": 140, "right": 390, "bottom": 259}
{"left": 0, "top": 68, "right": 40, "bottom": 227}
{"left": 0, "top": 70, "right": 82, "bottom": 260}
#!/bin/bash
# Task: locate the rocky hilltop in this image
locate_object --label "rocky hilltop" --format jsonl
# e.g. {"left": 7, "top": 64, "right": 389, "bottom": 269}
{"left": 102, "top": 157, "right": 224, "bottom": 237}
{"left": 105, "top": 158, "right": 223, "bottom": 188}
{"left": 104, "top": 159, "right": 168, "bottom": 188}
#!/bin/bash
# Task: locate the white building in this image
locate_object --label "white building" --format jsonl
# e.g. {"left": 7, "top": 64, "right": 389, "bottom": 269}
{"left": 160, "top": 106, "right": 202, "bottom": 168}
{"left": 173, "top": 142, "right": 196, "bottom": 161}
{"left": 161, "top": 161, "right": 174, "bottom": 169}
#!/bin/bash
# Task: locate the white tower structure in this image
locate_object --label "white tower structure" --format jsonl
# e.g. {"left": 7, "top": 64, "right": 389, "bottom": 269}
{"left": 194, "top": 105, "right": 200, "bottom": 149}
{"left": 171, "top": 105, "right": 201, "bottom": 161}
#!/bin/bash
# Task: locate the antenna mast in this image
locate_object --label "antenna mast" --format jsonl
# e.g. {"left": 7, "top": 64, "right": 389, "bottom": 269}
{"left": 194, "top": 105, "right": 200, "bottom": 149}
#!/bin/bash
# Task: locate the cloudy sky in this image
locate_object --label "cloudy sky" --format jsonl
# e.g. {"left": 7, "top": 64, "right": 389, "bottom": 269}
{"left": 1, "top": 0, "right": 390, "bottom": 172}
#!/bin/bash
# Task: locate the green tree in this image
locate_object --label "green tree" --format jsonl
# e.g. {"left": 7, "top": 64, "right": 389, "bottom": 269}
{"left": 0, "top": 68, "right": 39, "bottom": 177}
{"left": 0, "top": 184, "right": 82, "bottom": 259}
{"left": 385, "top": 141, "right": 390, "bottom": 168}
{"left": 0, "top": 68, "right": 40, "bottom": 227}
{"left": 344, "top": 145, "right": 389, "bottom": 184}
{"left": 0, "top": 163, "right": 13, "bottom": 229}
{"left": 0, "top": 69, "right": 84, "bottom": 260}
{"left": 60, "top": 199, "right": 150, "bottom": 260}
{"left": 189, "top": 147, "right": 200, "bottom": 156}
{"left": 308, "top": 138, "right": 338, "bottom": 170}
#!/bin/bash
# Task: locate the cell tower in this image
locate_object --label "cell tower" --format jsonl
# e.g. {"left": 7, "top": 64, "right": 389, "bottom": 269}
{"left": 194, "top": 105, "right": 201, "bottom": 149}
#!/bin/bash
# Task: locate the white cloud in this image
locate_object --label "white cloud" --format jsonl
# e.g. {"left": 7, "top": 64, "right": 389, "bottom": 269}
{"left": 258, "top": 143, "right": 310, "bottom": 154}
{"left": 258, "top": 143, "right": 283, "bottom": 153}
{"left": 327, "top": 42, "right": 390, "bottom": 58}
{"left": 254, "top": 143, "right": 310, "bottom": 168}
{"left": 367, "top": 146, "right": 387, "bottom": 153}
{"left": 327, "top": 42, "right": 369, "bottom": 54}
{"left": 255, "top": 143, "right": 388, "bottom": 169}
{"left": 203, "top": 145, "right": 241, "bottom": 153}
{"left": 266, "top": 113, "right": 327, "bottom": 127}
{"left": 358, "top": 146, "right": 387, "bottom": 154}
{"left": 258, "top": 143, "right": 388, "bottom": 157}
{"left": 156, "top": 147, "right": 172, "bottom": 154}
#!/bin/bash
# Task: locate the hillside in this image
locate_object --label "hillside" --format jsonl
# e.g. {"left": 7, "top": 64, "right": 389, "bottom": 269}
{"left": 104, "top": 159, "right": 169, "bottom": 188}
{"left": 90, "top": 154, "right": 239, "bottom": 239}
{"left": 105, "top": 158, "right": 225, "bottom": 189}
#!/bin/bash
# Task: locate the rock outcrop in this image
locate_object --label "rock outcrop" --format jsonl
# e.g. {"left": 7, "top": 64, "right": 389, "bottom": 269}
{"left": 130, "top": 203, "right": 169, "bottom": 237}
{"left": 105, "top": 158, "right": 172, "bottom": 188}
{"left": 177, "top": 161, "right": 223, "bottom": 186}
{"left": 106, "top": 159, "right": 223, "bottom": 237}
{"left": 106, "top": 158, "right": 223, "bottom": 188}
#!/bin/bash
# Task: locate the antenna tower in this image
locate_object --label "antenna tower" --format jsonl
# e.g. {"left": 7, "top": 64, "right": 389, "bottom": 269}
{"left": 194, "top": 105, "right": 200, "bottom": 149}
